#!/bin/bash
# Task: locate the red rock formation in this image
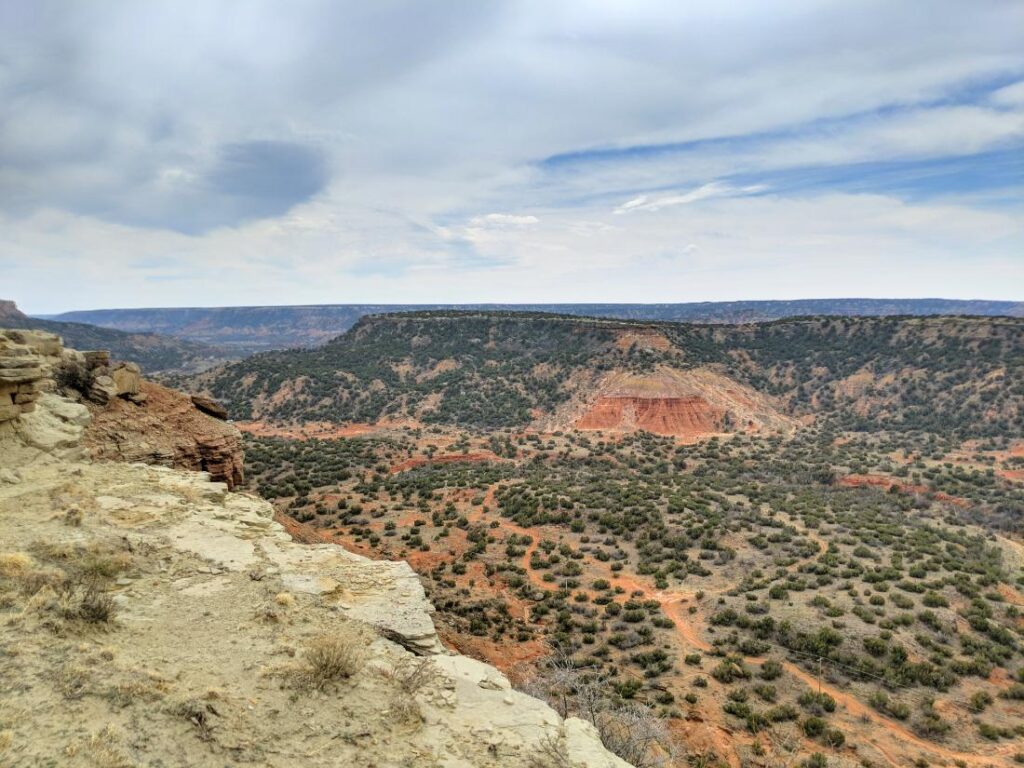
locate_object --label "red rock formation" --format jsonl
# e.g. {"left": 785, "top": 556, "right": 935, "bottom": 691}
{"left": 566, "top": 367, "right": 796, "bottom": 439}
{"left": 85, "top": 380, "right": 244, "bottom": 488}
{"left": 576, "top": 395, "right": 724, "bottom": 437}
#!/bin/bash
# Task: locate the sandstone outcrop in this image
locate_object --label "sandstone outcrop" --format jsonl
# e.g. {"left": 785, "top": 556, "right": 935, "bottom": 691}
{"left": 85, "top": 379, "right": 245, "bottom": 489}
{"left": 0, "top": 392, "right": 629, "bottom": 768}
{"left": 1, "top": 328, "right": 245, "bottom": 489}
{"left": 1, "top": 329, "right": 66, "bottom": 423}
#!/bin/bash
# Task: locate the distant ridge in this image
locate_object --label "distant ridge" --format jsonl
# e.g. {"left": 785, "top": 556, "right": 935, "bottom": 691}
{"left": 187, "top": 311, "right": 1024, "bottom": 439}
{"left": 1, "top": 299, "right": 234, "bottom": 374}
{"left": 46, "top": 298, "right": 1024, "bottom": 353}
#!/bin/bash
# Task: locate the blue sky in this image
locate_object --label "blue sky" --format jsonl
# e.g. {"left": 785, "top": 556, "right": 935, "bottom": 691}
{"left": 1, "top": 1, "right": 1022, "bottom": 312}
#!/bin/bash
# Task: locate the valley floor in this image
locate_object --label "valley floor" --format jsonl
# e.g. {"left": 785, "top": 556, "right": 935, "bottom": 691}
{"left": 244, "top": 421, "right": 1024, "bottom": 768}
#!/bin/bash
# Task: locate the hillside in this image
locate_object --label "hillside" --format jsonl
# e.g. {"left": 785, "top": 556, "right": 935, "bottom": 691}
{"left": 2, "top": 300, "right": 235, "bottom": 373}
{"left": 0, "top": 330, "right": 629, "bottom": 768}
{"left": 49, "top": 298, "right": 1024, "bottom": 352}
{"left": 191, "top": 312, "right": 1023, "bottom": 439}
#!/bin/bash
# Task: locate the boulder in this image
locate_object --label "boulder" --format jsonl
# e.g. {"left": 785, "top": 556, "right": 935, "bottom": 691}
{"left": 83, "top": 349, "right": 111, "bottom": 370}
{"left": 89, "top": 374, "right": 118, "bottom": 404}
{"left": 112, "top": 362, "right": 142, "bottom": 397}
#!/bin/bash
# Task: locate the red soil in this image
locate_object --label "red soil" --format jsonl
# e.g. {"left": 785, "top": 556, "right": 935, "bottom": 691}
{"left": 566, "top": 367, "right": 794, "bottom": 440}
{"left": 576, "top": 395, "right": 725, "bottom": 438}
{"left": 238, "top": 419, "right": 418, "bottom": 440}
{"left": 388, "top": 451, "right": 502, "bottom": 475}
{"left": 838, "top": 474, "right": 970, "bottom": 507}
{"left": 276, "top": 478, "right": 1013, "bottom": 768}
{"left": 438, "top": 625, "right": 547, "bottom": 671}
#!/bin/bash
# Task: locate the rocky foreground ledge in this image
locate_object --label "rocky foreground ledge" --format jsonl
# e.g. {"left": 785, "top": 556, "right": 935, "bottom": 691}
{"left": 0, "top": 347, "right": 628, "bottom": 766}
{"left": 2, "top": 328, "right": 244, "bottom": 488}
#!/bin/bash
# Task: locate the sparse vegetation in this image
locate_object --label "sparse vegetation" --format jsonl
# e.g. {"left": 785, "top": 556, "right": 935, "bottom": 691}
{"left": 292, "top": 629, "right": 369, "bottom": 690}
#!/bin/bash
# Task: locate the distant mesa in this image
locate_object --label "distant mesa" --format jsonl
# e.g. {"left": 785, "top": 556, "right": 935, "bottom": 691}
{"left": 1, "top": 299, "right": 237, "bottom": 374}
{"left": 44, "top": 298, "right": 1024, "bottom": 354}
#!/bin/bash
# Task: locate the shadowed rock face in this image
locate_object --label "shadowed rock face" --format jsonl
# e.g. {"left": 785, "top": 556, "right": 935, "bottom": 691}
{"left": 85, "top": 379, "right": 244, "bottom": 489}
{"left": 0, "top": 300, "right": 27, "bottom": 322}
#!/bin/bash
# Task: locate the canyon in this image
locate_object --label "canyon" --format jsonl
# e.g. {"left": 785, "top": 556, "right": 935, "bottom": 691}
{"left": 0, "top": 330, "right": 628, "bottom": 767}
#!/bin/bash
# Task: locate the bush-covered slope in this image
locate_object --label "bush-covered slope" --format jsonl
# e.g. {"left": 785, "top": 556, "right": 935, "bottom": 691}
{"left": 194, "top": 311, "right": 1023, "bottom": 437}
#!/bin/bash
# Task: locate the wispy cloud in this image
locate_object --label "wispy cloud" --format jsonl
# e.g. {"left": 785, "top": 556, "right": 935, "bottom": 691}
{"left": 469, "top": 213, "right": 540, "bottom": 227}
{"left": 614, "top": 183, "right": 767, "bottom": 214}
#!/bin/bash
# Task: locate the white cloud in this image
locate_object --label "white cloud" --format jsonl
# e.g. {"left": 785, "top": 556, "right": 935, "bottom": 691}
{"left": 990, "top": 80, "right": 1024, "bottom": 108}
{"left": 1, "top": 1, "right": 1022, "bottom": 309}
{"left": 614, "top": 183, "right": 766, "bottom": 214}
{"left": 469, "top": 213, "right": 540, "bottom": 227}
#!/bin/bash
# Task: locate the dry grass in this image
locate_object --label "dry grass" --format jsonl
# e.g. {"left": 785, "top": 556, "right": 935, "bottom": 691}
{"left": 388, "top": 694, "right": 423, "bottom": 726}
{"left": 387, "top": 656, "right": 444, "bottom": 696}
{"left": 291, "top": 627, "right": 369, "bottom": 691}
{"left": 104, "top": 670, "right": 170, "bottom": 708}
{"left": 0, "top": 552, "right": 33, "bottom": 577}
{"left": 66, "top": 725, "right": 135, "bottom": 768}
{"left": 64, "top": 507, "right": 84, "bottom": 527}
{"left": 55, "top": 663, "right": 92, "bottom": 699}
{"left": 76, "top": 585, "right": 117, "bottom": 624}
{"left": 527, "top": 732, "right": 572, "bottom": 768}
{"left": 5, "top": 541, "right": 129, "bottom": 630}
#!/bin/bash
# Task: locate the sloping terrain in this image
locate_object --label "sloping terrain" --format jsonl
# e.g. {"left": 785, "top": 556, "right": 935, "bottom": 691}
{"left": 2, "top": 300, "right": 235, "bottom": 373}
{"left": 84, "top": 380, "right": 245, "bottom": 489}
{"left": 190, "top": 311, "right": 1024, "bottom": 439}
{"left": 50, "top": 299, "right": 1024, "bottom": 351}
{"left": 0, "top": 338, "right": 628, "bottom": 768}
{"left": 244, "top": 423, "right": 1024, "bottom": 768}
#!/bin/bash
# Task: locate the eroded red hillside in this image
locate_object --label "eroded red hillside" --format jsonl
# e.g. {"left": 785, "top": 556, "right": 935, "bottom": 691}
{"left": 564, "top": 367, "right": 795, "bottom": 439}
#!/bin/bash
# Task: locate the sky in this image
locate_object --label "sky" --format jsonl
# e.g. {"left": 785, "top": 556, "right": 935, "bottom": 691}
{"left": 2, "top": 1, "right": 1023, "bottom": 313}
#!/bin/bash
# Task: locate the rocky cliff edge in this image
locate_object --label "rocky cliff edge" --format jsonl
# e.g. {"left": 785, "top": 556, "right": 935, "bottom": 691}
{"left": 1, "top": 328, "right": 244, "bottom": 488}
{"left": 0, "top": 335, "right": 629, "bottom": 767}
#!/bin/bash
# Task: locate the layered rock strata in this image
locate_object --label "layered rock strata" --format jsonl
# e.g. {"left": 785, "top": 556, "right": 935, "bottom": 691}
{"left": 1, "top": 328, "right": 243, "bottom": 489}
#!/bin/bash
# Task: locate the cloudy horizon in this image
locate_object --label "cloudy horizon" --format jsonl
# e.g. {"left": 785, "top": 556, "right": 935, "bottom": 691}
{"left": 2, "top": 1, "right": 1023, "bottom": 314}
